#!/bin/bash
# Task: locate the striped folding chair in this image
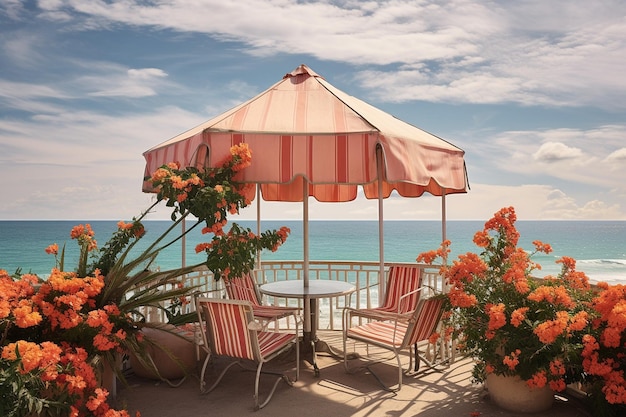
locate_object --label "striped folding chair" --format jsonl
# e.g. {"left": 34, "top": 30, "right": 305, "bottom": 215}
{"left": 343, "top": 265, "right": 424, "bottom": 369}
{"left": 343, "top": 288, "right": 444, "bottom": 392}
{"left": 195, "top": 297, "right": 299, "bottom": 410}
{"left": 347, "top": 265, "right": 423, "bottom": 321}
{"left": 224, "top": 272, "right": 301, "bottom": 330}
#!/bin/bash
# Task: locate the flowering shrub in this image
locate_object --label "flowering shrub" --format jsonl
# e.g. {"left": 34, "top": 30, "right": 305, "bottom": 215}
{"left": 581, "top": 283, "right": 626, "bottom": 413}
{"left": 1, "top": 143, "right": 290, "bottom": 416}
{"left": 0, "top": 270, "right": 135, "bottom": 417}
{"left": 418, "top": 207, "right": 595, "bottom": 391}
{"left": 148, "top": 143, "right": 290, "bottom": 281}
{"left": 199, "top": 223, "right": 290, "bottom": 281}
{"left": 419, "top": 206, "right": 626, "bottom": 415}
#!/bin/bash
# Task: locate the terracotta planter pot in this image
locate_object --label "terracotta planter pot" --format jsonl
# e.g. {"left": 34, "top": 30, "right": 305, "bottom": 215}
{"left": 130, "top": 325, "right": 197, "bottom": 380}
{"left": 486, "top": 373, "right": 554, "bottom": 413}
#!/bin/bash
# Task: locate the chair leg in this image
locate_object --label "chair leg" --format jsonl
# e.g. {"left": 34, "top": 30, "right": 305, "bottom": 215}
{"left": 343, "top": 330, "right": 350, "bottom": 373}
{"left": 295, "top": 335, "right": 300, "bottom": 381}
{"left": 396, "top": 351, "right": 403, "bottom": 391}
{"left": 361, "top": 350, "right": 403, "bottom": 393}
{"left": 200, "top": 359, "right": 242, "bottom": 394}
{"left": 253, "top": 361, "right": 295, "bottom": 411}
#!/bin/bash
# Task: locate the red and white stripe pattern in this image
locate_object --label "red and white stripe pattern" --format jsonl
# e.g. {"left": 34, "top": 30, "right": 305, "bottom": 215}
{"left": 224, "top": 274, "right": 299, "bottom": 321}
{"left": 202, "top": 300, "right": 256, "bottom": 360}
{"left": 256, "top": 331, "right": 297, "bottom": 358}
{"left": 377, "top": 265, "right": 423, "bottom": 314}
{"left": 200, "top": 298, "right": 296, "bottom": 362}
{"left": 225, "top": 275, "right": 261, "bottom": 305}
{"left": 142, "top": 65, "right": 468, "bottom": 201}
{"left": 348, "top": 265, "right": 423, "bottom": 322}
{"left": 346, "top": 296, "right": 444, "bottom": 349}
{"left": 405, "top": 297, "right": 444, "bottom": 344}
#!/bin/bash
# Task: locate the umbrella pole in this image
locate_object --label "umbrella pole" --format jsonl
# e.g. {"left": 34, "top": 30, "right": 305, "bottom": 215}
{"left": 441, "top": 188, "right": 447, "bottom": 255}
{"left": 256, "top": 184, "right": 261, "bottom": 271}
{"left": 377, "top": 147, "right": 386, "bottom": 306}
{"left": 303, "top": 178, "right": 309, "bottom": 288}
{"left": 303, "top": 177, "right": 311, "bottom": 337}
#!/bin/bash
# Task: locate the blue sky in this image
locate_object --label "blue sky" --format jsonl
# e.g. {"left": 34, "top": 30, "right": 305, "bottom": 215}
{"left": 1, "top": 0, "right": 625, "bottom": 221}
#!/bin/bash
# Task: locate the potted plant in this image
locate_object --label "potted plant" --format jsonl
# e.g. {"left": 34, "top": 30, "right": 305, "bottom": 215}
{"left": 0, "top": 143, "right": 291, "bottom": 416}
{"left": 418, "top": 207, "right": 595, "bottom": 413}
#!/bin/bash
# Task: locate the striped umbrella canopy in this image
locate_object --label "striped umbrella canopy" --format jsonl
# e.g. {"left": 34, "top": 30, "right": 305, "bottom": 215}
{"left": 142, "top": 65, "right": 468, "bottom": 332}
{"left": 143, "top": 64, "right": 468, "bottom": 200}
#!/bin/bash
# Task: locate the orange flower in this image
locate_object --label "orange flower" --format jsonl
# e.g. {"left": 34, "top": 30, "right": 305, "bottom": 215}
{"left": 45, "top": 243, "right": 59, "bottom": 255}
{"left": 581, "top": 334, "right": 599, "bottom": 358}
{"left": 93, "top": 334, "right": 117, "bottom": 351}
{"left": 2, "top": 341, "right": 42, "bottom": 373}
{"left": 447, "top": 288, "right": 477, "bottom": 308}
{"left": 527, "top": 285, "right": 575, "bottom": 309}
{"left": 526, "top": 371, "right": 548, "bottom": 389}
{"left": 472, "top": 230, "right": 490, "bottom": 248}
{"left": 428, "top": 332, "right": 441, "bottom": 344}
{"left": 13, "top": 299, "right": 42, "bottom": 328}
{"left": 117, "top": 221, "right": 132, "bottom": 230}
{"left": 447, "top": 252, "right": 488, "bottom": 285}
{"left": 532, "top": 240, "right": 552, "bottom": 254}
{"left": 510, "top": 307, "right": 529, "bottom": 327}
{"left": 150, "top": 167, "right": 170, "bottom": 182}
{"left": 549, "top": 359, "right": 566, "bottom": 376}
{"left": 534, "top": 311, "right": 569, "bottom": 344}
{"left": 568, "top": 311, "right": 589, "bottom": 332}
{"left": 601, "top": 327, "right": 622, "bottom": 348}
{"left": 417, "top": 240, "right": 451, "bottom": 264}
{"left": 229, "top": 143, "right": 253, "bottom": 171}
{"left": 86, "top": 387, "right": 109, "bottom": 412}
{"left": 195, "top": 242, "right": 213, "bottom": 253}
{"left": 70, "top": 224, "right": 94, "bottom": 239}
{"left": 487, "top": 303, "right": 507, "bottom": 332}
{"left": 549, "top": 379, "right": 566, "bottom": 392}
{"left": 503, "top": 349, "right": 521, "bottom": 370}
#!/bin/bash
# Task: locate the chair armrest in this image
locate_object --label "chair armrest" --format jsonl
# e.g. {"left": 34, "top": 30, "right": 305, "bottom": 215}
{"left": 396, "top": 285, "right": 439, "bottom": 315}
{"left": 346, "top": 280, "right": 380, "bottom": 306}
{"left": 395, "top": 286, "right": 424, "bottom": 315}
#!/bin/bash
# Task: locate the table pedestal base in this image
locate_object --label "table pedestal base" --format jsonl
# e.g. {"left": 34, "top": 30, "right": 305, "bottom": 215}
{"left": 300, "top": 333, "right": 359, "bottom": 376}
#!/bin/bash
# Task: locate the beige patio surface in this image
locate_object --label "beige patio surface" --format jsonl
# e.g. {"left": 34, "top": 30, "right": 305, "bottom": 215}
{"left": 115, "top": 331, "right": 592, "bottom": 417}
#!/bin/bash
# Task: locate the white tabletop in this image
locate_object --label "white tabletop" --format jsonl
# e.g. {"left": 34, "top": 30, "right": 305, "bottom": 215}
{"left": 260, "top": 280, "right": 355, "bottom": 299}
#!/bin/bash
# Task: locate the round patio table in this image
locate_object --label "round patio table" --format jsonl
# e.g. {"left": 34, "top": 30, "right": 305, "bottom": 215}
{"left": 260, "top": 279, "right": 355, "bottom": 375}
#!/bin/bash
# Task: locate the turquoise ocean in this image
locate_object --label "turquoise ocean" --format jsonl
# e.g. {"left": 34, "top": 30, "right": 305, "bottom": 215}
{"left": 1, "top": 220, "right": 625, "bottom": 284}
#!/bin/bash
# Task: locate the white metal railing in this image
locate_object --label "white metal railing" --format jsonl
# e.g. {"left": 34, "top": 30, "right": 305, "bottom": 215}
{"left": 136, "top": 261, "right": 444, "bottom": 331}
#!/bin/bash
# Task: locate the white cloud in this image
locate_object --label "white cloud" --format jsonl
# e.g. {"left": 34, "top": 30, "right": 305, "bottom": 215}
{"left": 0, "top": 105, "right": 206, "bottom": 219}
{"left": 0, "top": 0, "right": 25, "bottom": 20}
{"left": 26, "top": 0, "right": 625, "bottom": 108}
{"left": 484, "top": 126, "right": 626, "bottom": 192}
{"left": 83, "top": 67, "right": 171, "bottom": 98}
{"left": 128, "top": 68, "right": 167, "bottom": 80}
{"left": 533, "top": 142, "right": 583, "bottom": 162}
{"left": 606, "top": 148, "right": 626, "bottom": 163}
{"left": 0, "top": 80, "right": 69, "bottom": 99}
